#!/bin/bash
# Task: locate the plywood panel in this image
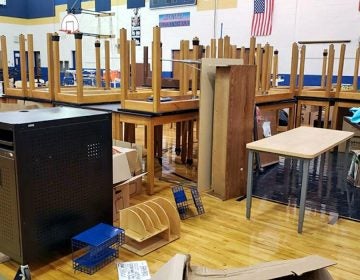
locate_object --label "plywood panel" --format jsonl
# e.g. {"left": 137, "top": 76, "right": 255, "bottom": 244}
{"left": 211, "top": 65, "right": 256, "bottom": 200}
{"left": 198, "top": 58, "right": 243, "bottom": 192}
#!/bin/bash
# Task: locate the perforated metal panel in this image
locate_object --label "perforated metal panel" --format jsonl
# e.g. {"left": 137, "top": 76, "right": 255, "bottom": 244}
{"left": 0, "top": 108, "right": 112, "bottom": 264}
{"left": 16, "top": 118, "right": 112, "bottom": 264}
{"left": 0, "top": 152, "right": 21, "bottom": 261}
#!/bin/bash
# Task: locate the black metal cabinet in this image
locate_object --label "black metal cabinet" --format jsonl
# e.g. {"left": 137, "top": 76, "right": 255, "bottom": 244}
{"left": 0, "top": 107, "right": 112, "bottom": 264}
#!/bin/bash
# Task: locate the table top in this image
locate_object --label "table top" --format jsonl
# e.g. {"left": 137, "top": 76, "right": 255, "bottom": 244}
{"left": 246, "top": 126, "right": 354, "bottom": 159}
{"left": 81, "top": 103, "right": 198, "bottom": 117}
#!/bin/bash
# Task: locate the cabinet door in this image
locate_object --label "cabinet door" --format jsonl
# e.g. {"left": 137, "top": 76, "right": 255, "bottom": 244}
{"left": 0, "top": 152, "right": 21, "bottom": 262}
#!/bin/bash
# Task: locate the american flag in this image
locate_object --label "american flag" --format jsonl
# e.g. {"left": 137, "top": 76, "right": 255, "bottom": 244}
{"left": 251, "top": 0, "right": 274, "bottom": 36}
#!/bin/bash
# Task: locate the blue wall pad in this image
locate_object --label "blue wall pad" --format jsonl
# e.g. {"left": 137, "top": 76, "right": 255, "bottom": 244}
{"left": 67, "top": 0, "right": 81, "bottom": 14}
{"left": 55, "top": 0, "right": 68, "bottom": 4}
{"left": 28, "top": 0, "right": 55, "bottom": 18}
{"left": 127, "top": 0, "right": 145, "bottom": 9}
{"left": 96, "top": 0, "right": 111, "bottom": 12}
{"left": 278, "top": 74, "right": 360, "bottom": 88}
{"left": 0, "top": 0, "right": 28, "bottom": 18}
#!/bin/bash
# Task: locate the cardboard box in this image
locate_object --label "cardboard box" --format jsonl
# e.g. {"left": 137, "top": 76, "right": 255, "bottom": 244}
{"left": 113, "top": 140, "right": 142, "bottom": 174}
{"left": 339, "top": 117, "right": 360, "bottom": 152}
{"left": 113, "top": 146, "right": 140, "bottom": 175}
{"left": 152, "top": 254, "right": 335, "bottom": 280}
{"left": 113, "top": 150, "right": 132, "bottom": 184}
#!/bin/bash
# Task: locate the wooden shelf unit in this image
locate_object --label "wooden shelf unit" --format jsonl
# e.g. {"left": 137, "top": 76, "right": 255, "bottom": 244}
{"left": 119, "top": 197, "right": 180, "bottom": 256}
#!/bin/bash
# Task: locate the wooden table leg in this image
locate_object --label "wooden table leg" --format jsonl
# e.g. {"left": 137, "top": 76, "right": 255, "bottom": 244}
{"left": 288, "top": 105, "right": 295, "bottom": 129}
{"left": 146, "top": 120, "right": 155, "bottom": 195}
{"left": 154, "top": 125, "right": 163, "bottom": 164}
{"left": 124, "top": 123, "right": 136, "bottom": 143}
{"left": 296, "top": 101, "right": 303, "bottom": 127}
{"left": 175, "top": 122, "right": 181, "bottom": 155}
{"left": 181, "top": 121, "right": 188, "bottom": 163}
{"left": 187, "top": 120, "right": 194, "bottom": 165}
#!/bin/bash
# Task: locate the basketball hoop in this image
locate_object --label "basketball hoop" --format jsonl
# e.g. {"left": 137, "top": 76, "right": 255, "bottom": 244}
{"left": 60, "top": 13, "right": 80, "bottom": 34}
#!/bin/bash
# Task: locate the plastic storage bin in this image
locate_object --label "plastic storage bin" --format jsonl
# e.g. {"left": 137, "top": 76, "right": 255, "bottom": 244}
{"left": 71, "top": 223, "right": 125, "bottom": 274}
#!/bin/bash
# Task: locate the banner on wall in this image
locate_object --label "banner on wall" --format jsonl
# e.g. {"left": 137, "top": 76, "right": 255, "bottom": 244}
{"left": 131, "top": 15, "right": 141, "bottom": 46}
{"left": 159, "top": 12, "right": 190, "bottom": 28}
{"left": 150, "top": 0, "right": 196, "bottom": 9}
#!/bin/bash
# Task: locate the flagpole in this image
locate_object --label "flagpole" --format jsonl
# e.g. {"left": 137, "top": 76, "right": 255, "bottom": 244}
{"left": 213, "top": 0, "right": 218, "bottom": 39}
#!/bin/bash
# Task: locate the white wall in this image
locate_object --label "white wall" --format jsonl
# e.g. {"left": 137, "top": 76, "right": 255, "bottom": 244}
{"left": 0, "top": 24, "right": 32, "bottom": 67}
{"left": 2, "top": 0, "right": 359, "bottom": 76}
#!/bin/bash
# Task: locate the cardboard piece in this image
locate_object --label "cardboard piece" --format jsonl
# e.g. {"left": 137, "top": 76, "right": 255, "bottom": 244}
{"left": 113, "top": 140, "right": 143, "bottom": 174}
{"left": 113, "top": 146, "right": 140, "bottom": 175}
{"left": 113, "top": 151, "right": 132, "bottom": 184}
{"left": 151, "top": 254, "right": 335, "bottom": 280}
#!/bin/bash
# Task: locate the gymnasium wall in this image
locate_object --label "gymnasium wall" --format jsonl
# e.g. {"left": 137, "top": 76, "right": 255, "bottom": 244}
{"left": 0, "top": 0, "right": 359, "bottom": 82}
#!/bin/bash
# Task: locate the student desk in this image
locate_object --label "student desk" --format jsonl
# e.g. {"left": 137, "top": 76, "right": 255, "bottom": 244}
{"left": 83, "top": 103, "right": 199, "bottom": 195}
{"left": 246, "top": 126, "right": 354, "bottom": 233}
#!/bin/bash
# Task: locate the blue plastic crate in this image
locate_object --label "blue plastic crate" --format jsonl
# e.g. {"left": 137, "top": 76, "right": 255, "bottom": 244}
{"left": 71, "top": 223, "right": 125, "bottom": 275}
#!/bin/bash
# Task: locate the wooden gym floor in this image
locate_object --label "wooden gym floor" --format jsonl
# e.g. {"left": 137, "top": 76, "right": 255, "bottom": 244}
{"left": 1, "top": 124, "right": 360, "bottom": 279}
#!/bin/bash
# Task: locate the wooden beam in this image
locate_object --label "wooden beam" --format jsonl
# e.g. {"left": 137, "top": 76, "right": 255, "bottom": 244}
{"left": 326, "top": 44, "right": 335, "bottom": 94}
{"left": 182, "top": 40, "right": 190, "bottom": 95}
{"left": 143, "top": 46, "right": 149, "bottom": 84}
{"left": 95, "top": 40, "right": 101, "bottom": 88}
{"left": 249, "top": 37, "right": 256, "bottom": 65}
{"left": 240, "top": 46, "right": 245, "bottom": 61}
{"left": 74, "top": 32, "right": 83, "bottom": 103}
{"left": 52, "top": 33, "right": 61, "bottom": 96}
{"left": 127, "top": 40, "right": 131, "bottom": 93}
{"left": 152, "top": 26, "right": 161, "bottom": 112}
{"left": 290, "top": 43, "right": 300, "bottom": 94}
{"left": 272, "top": 49, "right": 278, "bottom": 87}
{"left": 131, "top": 40, "right": 136, "bottom": 92}
{"left": 46, "top": 33, "right": 55, "bottom": 100}
{"left": 298, "top": 40, "right": 351, "bottom": 44}
{"left": 211, "top": 39, "right": 216, "bottom": 58}
{"left": 231, "top": 45, "right": 237, "bottom": 58}
{"left": 266, "top": 46, "right": 273, "bottom": 91}
{"left": 336, "top": 44, "right": 346, "bottom": 95}
{"left": 353, "top": 47, "right": 360, "bottom": 91}
{"left": 27, "top": 34, "right": 35, "bottom": 93}
{"left": 1, "top": 36, "right": 10, "bottom": 90}
{"left": 19, "top": 34, "right": 27, "bottom": 96}
{"left": 179, "top": 40, "right": 184, "bottom": 95}
{"left": 261, "top": 43, "right": 269, "bottom": 92}
{"left": 205, "top": 45, "right": 210, "bottom": 58}
{"left": 105, "top": 40, "right": 111, "bottom": 89}
{"left": 120, "top": 28, "right": 128, "bottom": 107}
{"left": 217, "top": 38, "right": 223, "bottom": 58}
{"left": 192, "top": 37, "right": 199, "bottom": 97}
{"left": 320, "top": 49, "right": 328, "bottom": 88}
{"left": 224, "top": 35, "right": 230, "bottom": 58}
{"left": 255, "top": 44, "right": 262, "bottom": 92}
